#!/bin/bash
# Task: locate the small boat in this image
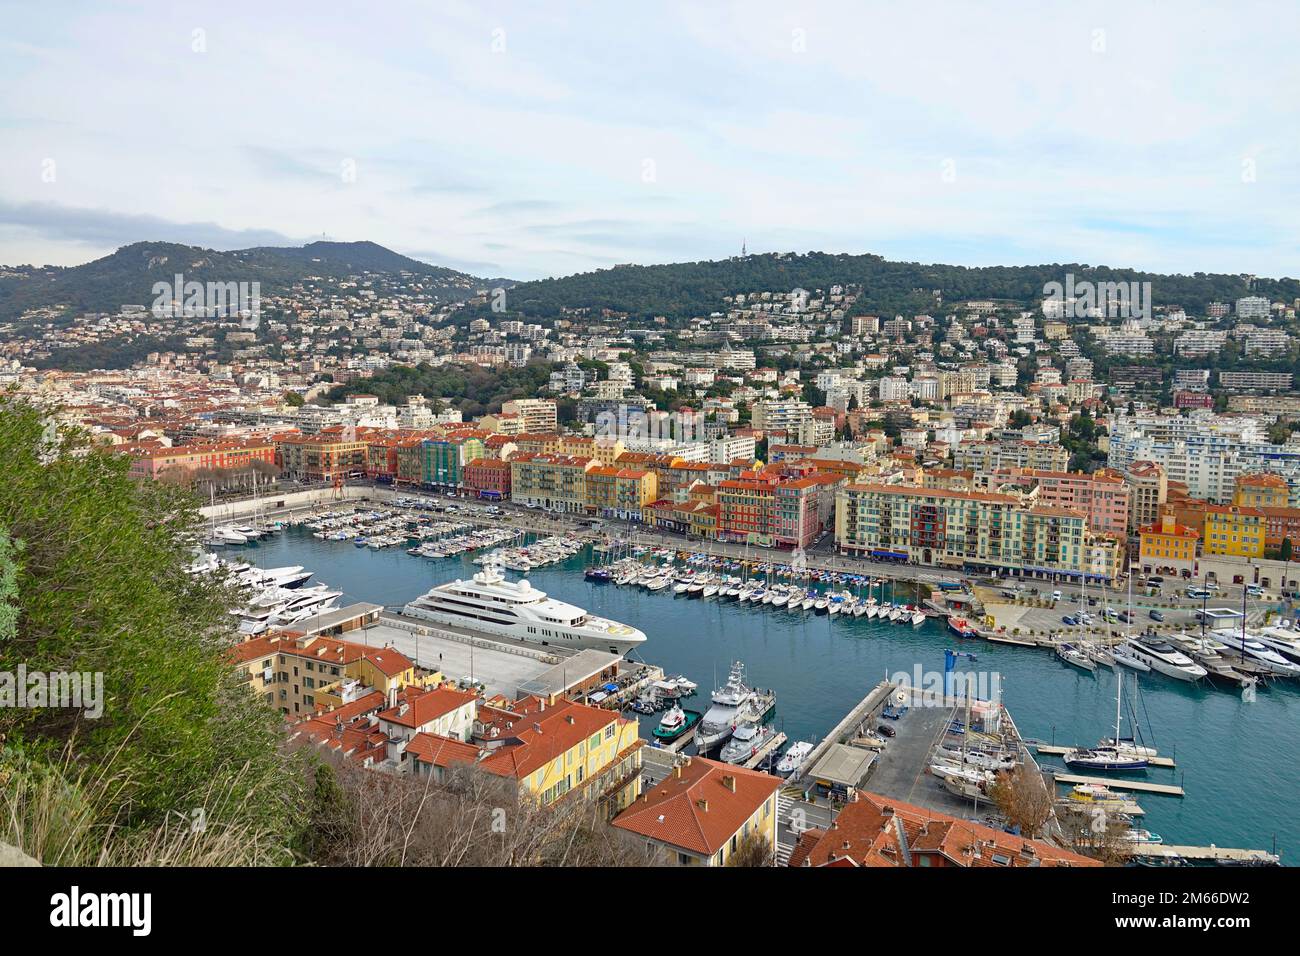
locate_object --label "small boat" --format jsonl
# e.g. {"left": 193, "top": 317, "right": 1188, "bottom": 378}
{"left": 584, "top": 567, "right": 611, "bottom": 583}
{"left": 1064, "top": 784, "right": 1144, "bottom": 815}
{"left": 814, "top": 597, "right": 829, "bottom": 614}
{"left": 800, "top": 596, "right": 815, "bottom": 612}
{"left": 1120, "top": 828, "right": 1164, "bottom": 845}
{"left": 771, "top": 591, "right": 789, "bottom": 608}
{"left": 947, "top": 617, "right": 978, "bottom": 638}
{"left": 910, "top": 610, "right": 927, "bottom": 627}
{"left": 888, "top": 606, "right": 903, "bottom": 622}
{"left": 719, "top": 721, "right": 777, "bottom": 765}
{"left": 775, "top": 741, "right": 814, "bottom": 776}
{"left": 702, "top": 584, "right": 719, "bottom": 599}
{"left": 652, "top": 704, "right": 702, "bottom": 742}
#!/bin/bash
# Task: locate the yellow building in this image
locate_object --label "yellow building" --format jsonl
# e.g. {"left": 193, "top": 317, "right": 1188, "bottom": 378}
{"left": 1203, "top": 505, "right": 1265, "bottom": 558}
{"left": 1137, "top": 512, "right": 1199, "bottom": 577}
{"left": 584, "top": 466, "right": 658, "bottom": 519}
{"left": 612, "top": 755, "right": 780, "bottom": 866}
{"left": 509, "top": 452, "right": 597, "bottom": 512}
{"left": 408, "top": 694, "right": 644, "bottom": 817}
{"left": 1233, "top": 473, "right": 1290, "bottom": 510}
{"left": 231, "top": 632, "right": 434, "bottom": 717}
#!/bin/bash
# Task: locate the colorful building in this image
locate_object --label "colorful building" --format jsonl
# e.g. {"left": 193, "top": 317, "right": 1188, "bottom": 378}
{"left": 463, "top": 457, "right": 512, "bottom": 500}
{"left": 127, "top": 438, "right": 276, "bottom": 481}
{"left": 1203, "top": 504, "right": 1266, "bottom": 558}
{"left": 509, "top": 453, "right": 597, "bottom": 512}
{"left": 612, "top": 755, "right": 780, "bottom": 866}
{"left": 276, "top": 433, "right": 370, "bottom": 482}
{"left": 584, "top": 466, "right": 658, "bottom": 520}
{"left": 1137, "top": 512, "right": 1199, "bottom": 578}
{"left": 835, "top": 483, "right": 1122, "bottom": 581}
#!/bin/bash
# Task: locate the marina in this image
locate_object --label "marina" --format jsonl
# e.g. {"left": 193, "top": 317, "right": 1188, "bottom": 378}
{"left": 243, "top": 521, "right": 1298, "bottom": 860}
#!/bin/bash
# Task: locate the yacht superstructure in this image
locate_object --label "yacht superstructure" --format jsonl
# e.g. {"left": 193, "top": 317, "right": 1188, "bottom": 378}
{"left": 402, "top": 562, "right": 646, "bottom": 654}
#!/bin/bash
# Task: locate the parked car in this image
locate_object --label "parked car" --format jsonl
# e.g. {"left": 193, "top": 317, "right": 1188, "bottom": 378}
{"left": 877, "top": 724, "right": 897, "bottom": 738}
{"left": 1246, "top": 585, "right": 1264, "bottom": 597}
{"left": 1050, "top": 590, "right": 1062, "bottom": 601}
{"left": 1062, "top": 615, "right": 1077, "bottom": 626}
{"left": 1149, "top": 610, "right": 1165, "bottom": 622}
{"left": 1186, "top": 587, "right": 1210, "bottom": 599}
{"left": 1148, "top": 576, "right": 1164, "bottom": 584}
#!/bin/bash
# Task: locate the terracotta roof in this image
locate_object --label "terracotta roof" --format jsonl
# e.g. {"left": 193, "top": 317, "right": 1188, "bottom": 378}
{"left": 377, "top": 685, "right": 478, "bottom": 729}
{"left": 793, "top": 791, "right": 1099, "bottom": 867}
{"left": 612, "top": 756, "right": 779, "bottom": 857}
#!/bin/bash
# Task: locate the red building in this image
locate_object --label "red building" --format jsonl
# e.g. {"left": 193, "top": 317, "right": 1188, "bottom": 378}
{"left": 464, "top": 457, "right": 512, "bottom": 500}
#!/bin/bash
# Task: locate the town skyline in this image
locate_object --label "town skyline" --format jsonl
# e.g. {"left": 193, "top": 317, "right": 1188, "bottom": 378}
{"left": 3, "top": 2, "right": 1298, "bottom": 279}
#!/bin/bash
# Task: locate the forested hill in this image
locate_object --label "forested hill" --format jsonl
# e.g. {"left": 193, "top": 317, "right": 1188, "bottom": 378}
{"left": 0, "top": 240, "right": 497, "bottom": 320}
{"left": 475, "top": 251, "right": 1300, "bottom": 321}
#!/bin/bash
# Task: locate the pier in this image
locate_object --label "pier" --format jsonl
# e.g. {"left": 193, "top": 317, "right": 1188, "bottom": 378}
{"left": 1034, "top": 744, "right": 1176, "bottom": 768}
{"left": 742, "top": 731, "right": 787, "bottom": 770}
{"left": 1050, "top": 772, "right": 1184, "bottom": 797}
{"left": 1127, "top": 844, "right": 1279, "bottom": 865}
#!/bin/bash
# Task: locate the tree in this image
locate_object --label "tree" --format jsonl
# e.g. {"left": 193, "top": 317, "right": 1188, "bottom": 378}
{"left": 1281, "top": 538, "right": 1293, "bottom": 562}
{"left": 726, "top": 832, "right": 775, "bottom": 867}
{"left": 283, "top": 391, "right": 306, "bottom": 407}
{"left": 987, "top": 764, "right": 1053, "bottom": 838}
{"left": 0, "top": 397, "right": 306, "bottom": 864}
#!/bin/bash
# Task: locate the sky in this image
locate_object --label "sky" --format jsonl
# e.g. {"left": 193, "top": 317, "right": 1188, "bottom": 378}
{"left": 1, "top": 1, "right": 1298, "bottom": 281}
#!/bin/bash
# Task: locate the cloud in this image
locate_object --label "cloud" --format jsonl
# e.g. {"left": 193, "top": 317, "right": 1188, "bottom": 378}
{"left": 0, "top": 199, "right": 300, "bottom": 252}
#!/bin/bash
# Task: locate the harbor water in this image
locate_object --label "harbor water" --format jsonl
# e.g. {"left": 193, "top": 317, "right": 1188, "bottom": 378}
{"left": 248, "top": 527, "right": 1297, "bottom": 858}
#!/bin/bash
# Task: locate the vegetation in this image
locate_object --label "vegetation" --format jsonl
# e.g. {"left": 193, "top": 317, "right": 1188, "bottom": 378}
{"left": 464, "top": 250, "right": 1300, "bottom": 324}
{"left": 1, "top": 240, "right": 493, "bottom": 321}
{"left": 0, "top": 396, "right": 307, "bottom": 863}
{"left": 988, "top": 764, "right": 1054, "bottom": 839}
{"left": 326, "top": 360, "right": 557, "bottom": 418}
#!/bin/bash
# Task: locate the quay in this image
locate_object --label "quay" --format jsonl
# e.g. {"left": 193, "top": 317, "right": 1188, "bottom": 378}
{"left": 1050, "top": 772, "right": 1185, "bottom": 797}
{"left": 1034, "top": 744, "right": 1176, "bottom": 768}
{"left": 1126, "top": 844, "right": 1279, "bottom": 865}
{"left": 742, "top": 730, "right": 787, "bottom": 770}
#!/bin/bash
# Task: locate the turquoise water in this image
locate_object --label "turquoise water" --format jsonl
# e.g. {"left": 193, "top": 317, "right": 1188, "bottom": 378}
{"left": 246, "top": 528, "right": 1297, "bottom": 859}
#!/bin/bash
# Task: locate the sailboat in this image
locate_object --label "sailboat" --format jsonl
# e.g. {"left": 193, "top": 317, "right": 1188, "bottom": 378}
{"left": 1063, "top": 672, "right": 1149, "bottom": 771}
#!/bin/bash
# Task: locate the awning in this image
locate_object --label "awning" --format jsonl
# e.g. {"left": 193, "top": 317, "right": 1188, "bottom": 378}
{"left": 871, "top": 549, "right": 908, "bottom": 559}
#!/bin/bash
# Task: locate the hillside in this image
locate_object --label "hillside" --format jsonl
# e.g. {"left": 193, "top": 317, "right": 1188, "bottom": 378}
{"left": 0, "top": 240, "right": 500, "bottom": 320}
{"left": 472, "top": 251, "right": 1300, "bottom": 322}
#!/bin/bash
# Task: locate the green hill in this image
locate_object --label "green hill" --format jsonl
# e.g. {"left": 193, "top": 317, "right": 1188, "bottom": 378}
{"left": 0, "top": 240, "right": 500, "bottom": 321}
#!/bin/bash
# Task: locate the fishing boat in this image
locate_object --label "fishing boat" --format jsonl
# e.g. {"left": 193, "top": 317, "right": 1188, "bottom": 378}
{"left": 652, "top": 704, "right": 702, "bottom": 743}
{"left": 775, "top": 741, "right": 814, "bottom": 776}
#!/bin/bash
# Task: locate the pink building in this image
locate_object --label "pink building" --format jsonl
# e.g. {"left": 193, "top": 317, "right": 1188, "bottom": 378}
{"left": 995, "top": 467, "right": 1130, "bottom": 538}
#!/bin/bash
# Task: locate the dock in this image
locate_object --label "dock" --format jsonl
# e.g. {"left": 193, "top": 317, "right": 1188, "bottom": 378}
{"left": 1050, "top": 772, "right": 1184, "bottom": 797}
{"left": 1127, "top": 844, "right": 1279, "bottom": 865}
{"left": 1034, "top": 744, "right": 1175, "bottom": 768}
{"left": 742, "top": 731, "right": 787, "bottom": 770}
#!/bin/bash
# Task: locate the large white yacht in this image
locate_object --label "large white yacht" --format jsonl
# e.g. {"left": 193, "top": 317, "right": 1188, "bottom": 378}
{"left": 402, "top": 563, "right": 646, "bottom": 654}
{"left": 1123, "top": 637, "right": 1208, "bottom": 681}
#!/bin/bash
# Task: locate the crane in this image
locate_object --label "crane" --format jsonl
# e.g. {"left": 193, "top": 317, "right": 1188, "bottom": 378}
{"left": 944, "top": 648, "right": 978, "bottom": 700}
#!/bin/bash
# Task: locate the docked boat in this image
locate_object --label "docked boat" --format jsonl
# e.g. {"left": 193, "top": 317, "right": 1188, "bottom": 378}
{"left": 775, "top": 740, "right": 814, "bottom": 776}
{"left": 1062, "top": 783, "right": 1144, "bottom": 815}
{"left": 1120, "top": 828, "right": 1164, "bottom": 845}
{"left": 584, "top": 567, "right": 611, "bottom": 583}
{"left": 910, "top": 609, "right": 927, "bottom": 626}
{"left": 1123, "top": 637, "right": 1208, "bottom": 681}
{"left": 403, "top": 562, "right": 647, "bottom": 654}
{"left": 719, "top": 721, "right": 777, "bottom": 765}
{"left": 1216, "top": 631, "right": 1300, "bottom": 677}
{"left": 652, "top": 704, "right": 701, "bottom": 743}
{"left": 696, "top": 661, "right": 776, "bottom": 754}
{"left": 947, "top": 617, "right": 978, "bottom": 638}
{"left": 1056, "top": 641, "right": 1097, "bottom": 672}
{"left": 1112, "top": 642, "right": 1152, "bottom": 672}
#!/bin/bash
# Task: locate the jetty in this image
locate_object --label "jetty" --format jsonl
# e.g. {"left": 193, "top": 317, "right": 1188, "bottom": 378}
{"left": 1050, "top": 772, "right": 1184, "bottom": 797}
{"left": 1128, "top": 844, "right": 1279, "bottom": 865}
{"left": 1034, "top": 744, "right": 1176, "bottom": 768}
{"left": 741, "top": 731, "right": 787, "bottom": 770}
